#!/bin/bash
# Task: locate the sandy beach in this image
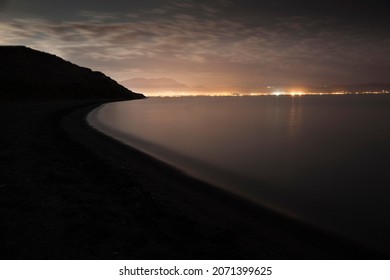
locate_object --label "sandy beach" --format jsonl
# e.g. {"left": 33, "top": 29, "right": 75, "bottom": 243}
{"left": 0, "top": 99, "right": 386, "bottom": 259}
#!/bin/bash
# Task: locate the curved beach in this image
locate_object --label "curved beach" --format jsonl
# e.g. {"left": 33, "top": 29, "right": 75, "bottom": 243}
{"left": 0, "top": 99, "right": 385, "bottom": 259}
{"left": 12, "top": 98, "right": 390, "bottom": 259}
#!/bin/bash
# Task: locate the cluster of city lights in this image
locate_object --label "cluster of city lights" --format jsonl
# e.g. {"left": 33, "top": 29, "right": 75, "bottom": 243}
{"left": 272, "top": 91, "right": 304, "bottom": 96}
{"left": 271, "top": 91, "right": 390, "bottom": 96}
{"left": 272, "top": 91, "right": 340, "bottom": 96}
{"left": 149, "top": 90, "right": 390, "bottom": 97}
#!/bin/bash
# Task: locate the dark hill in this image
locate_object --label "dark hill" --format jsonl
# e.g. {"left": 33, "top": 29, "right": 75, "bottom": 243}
{"left": 0, "top": 46, "right": 144, "bottom": 101}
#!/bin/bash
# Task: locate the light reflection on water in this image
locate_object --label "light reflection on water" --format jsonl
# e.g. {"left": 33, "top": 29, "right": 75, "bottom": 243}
{"left": 88, "top": 95, "right": 390, "bottom": 252}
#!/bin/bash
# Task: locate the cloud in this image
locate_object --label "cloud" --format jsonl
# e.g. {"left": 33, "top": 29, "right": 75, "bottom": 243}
{"left": 1, "top": 3, "right": 389, "bottom": 87}
{"left": 0, "top": 0, "right": 6, "bottom": 9}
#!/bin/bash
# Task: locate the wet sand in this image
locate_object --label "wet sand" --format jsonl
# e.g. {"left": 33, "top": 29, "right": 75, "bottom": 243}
{"left": 0, "top": 99, "right": 385, "bottom": 259}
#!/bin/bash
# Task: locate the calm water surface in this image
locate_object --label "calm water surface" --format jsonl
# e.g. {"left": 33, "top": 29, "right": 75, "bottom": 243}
{"left": 88, "top": 95, "right": 390, "bottom": 252}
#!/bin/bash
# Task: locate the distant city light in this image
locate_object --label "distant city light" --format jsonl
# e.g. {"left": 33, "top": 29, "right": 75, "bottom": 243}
{"left": 289, "top": 91, "right": 304, "bottom": 96}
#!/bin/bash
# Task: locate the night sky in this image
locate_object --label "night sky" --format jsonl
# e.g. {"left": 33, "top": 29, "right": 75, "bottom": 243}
{"left": 1, "top": 0, "right": 389, "bottom": 94}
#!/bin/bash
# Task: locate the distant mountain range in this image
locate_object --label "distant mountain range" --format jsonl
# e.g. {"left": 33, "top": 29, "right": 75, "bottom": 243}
{"left": 0, "top": 46, "right": 144, "bottom": 101}
{"left": 120, "top": 78, "right": 188, "bottom": 94}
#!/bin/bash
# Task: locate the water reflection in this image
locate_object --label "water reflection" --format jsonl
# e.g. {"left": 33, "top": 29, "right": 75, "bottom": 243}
{"left": 287, "top": 96, "right": 303, "bottom": 141}
{"left": 89, "top": 95, "right": 390, "bottom": 252}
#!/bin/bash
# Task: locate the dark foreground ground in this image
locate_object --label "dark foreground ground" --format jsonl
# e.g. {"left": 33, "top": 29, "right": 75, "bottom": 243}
{"left": 0, "top": 100, "right": 387, "bottom": 259}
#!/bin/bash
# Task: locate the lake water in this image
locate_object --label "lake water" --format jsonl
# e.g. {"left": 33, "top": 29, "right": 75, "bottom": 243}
{"left": 88, "top": 95, "right": 390, "bottom": 252}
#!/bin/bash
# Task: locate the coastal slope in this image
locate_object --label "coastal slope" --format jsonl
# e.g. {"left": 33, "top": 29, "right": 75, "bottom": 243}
{"left": 0, "top": 46, "right": 144, "bottom": 101}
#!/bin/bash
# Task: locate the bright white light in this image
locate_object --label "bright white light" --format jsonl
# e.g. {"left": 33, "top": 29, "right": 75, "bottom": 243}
{"left": 272, "top": 91, "right": 283, "bottom": 96}
{"left": 289, "top": 91, "right": 304, "bottom": 96}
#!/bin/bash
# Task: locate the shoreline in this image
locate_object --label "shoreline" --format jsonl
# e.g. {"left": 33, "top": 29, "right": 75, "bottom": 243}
{"left": 0, "top": 99, "right": 386, "bottom": 259}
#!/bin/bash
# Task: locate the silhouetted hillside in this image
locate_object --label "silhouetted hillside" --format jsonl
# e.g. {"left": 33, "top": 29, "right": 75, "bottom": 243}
{"left": 0, "top": 46, "right": 144, "bottom": 101}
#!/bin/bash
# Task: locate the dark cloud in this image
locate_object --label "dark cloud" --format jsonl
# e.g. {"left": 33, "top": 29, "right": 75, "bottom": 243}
{"left": 0, "top": 0, "right": 7, "bottom": 10}
{"left": 223, "top": 0, "right": 389, "bottom": 19}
